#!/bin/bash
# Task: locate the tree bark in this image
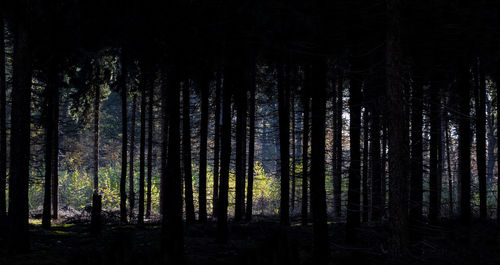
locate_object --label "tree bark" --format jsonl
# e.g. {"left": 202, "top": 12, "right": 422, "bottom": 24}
{"left": 409, "top": 82, "right": 423, "bottom": 223}
{"left": 475, "top": 59, "right": 487, "bottom": 220}
{"left": 429, "top": 79, "right": 442, "bottom": 224}
{"left": 138, "top": 66, "right": 147, "bottom": 226}
{"left": 278, "top": 63, "right": 290, "bottom": 225}
{"left": 213, "top": 72, "right": 222, "bottom": 218}
{"left": 333, "top": 71, "right": 343, "bottom": 219}
{"left": 245, "top": 65, "right": 256, "bottom": 221}
{"left": 362, "top": 109, "right": 369, "bottom": 223}
{"left": 458, "top": 60, "right": 471, "bottom": 225}
{"left": 146, "top": 68, "right": 153, "bottom": 219}
{"left": 310, "top": 59, "right": 329, "bottom": 264}
{"left": 90, "top": 74, "right": 102, "bottom": 234}
{"left": 301, "top": 65, "right": 311, "bottom": 225}
{"left": 160, "top": 69, "right": 168, "bottom": 216}
{"left": 291, "top": 89, "right": 296, "bottom": 211}
{"left": 386, "top": 0, "right": 409, "bottom": 255}
{"left": 182, "top": 80, "right": 195, "bottom": 224}
{"left": 234, "top": 63, "right": 247, "bottom": 222}
{"left": 370, "top": 107, "right": 382, "bottom": 221}
{"left": 129, "top": 95, "right": 137, "bottom": 220}
{"left": 0, "top": 13, "right": 6, "bottom": 217}
{"left": 445, "top": 115, "right": 454, "bottom": 217}
{"left": 198, "top": 72, "right": 209, "bottom": 223}
{"left": 120, "top": 52, "right": 128, "bottom": 223}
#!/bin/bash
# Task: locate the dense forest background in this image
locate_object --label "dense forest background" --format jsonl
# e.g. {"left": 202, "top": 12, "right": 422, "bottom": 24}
{"left": 2, "top": 0, "right": 500, "bottom": 264}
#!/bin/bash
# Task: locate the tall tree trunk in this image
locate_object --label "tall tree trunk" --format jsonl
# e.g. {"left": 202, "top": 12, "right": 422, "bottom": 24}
{"left": 291, "top": 90, "right": 296, "bottom": 211}
{"left": 162, "top": 66, "right": 183, "bottom": 262}
{"left": 42, "top": 67, "right": 57, "bottom": 229}
{"left": 246, "top": 65, "right": 256, "bottom": 221}
{"left": 216, "top": 58, "right": 233, "bottom": 243}
{"left": 278, "top": 63, "right": 290, "bottom": 225}
{"left": 362, "top": 109, "right": 369, "bottom": 223}
{"left": 234, "top": 63, "right": 247, "bottom": 222}
{"left": 310, "top": 59, "right": 329, "bottom": 264}
{"left": 496, "top": 66, "right": 500, "bottom": 226}
{"left": 129, "top": 95, "right": 137, "bottom": 220}
{"left": 9, "top": 17, "right": 32, "bottom": 252}
{"left": 386, "top": 0, "right": 409, "bottom": 255}
{"left": 90, "top": 78, "right": 102, "bottom": 234}
{"left": 475, "top": 60, "right": 487, "bottom": 220}
{"left": 409, "top": 82, "right": 423, "bottom": 223}
{"left": 301, "top": 66, "right": 311, "bottom": 225}
{"left": 0, "top": 13, "right": 6, "bottom": 218}
{"left": 160, "top": 69, "right": 168, "bottom": 216}
{"left": 146, "top": 69, "right": 153, "bottom": 219}
{"left": 445, "top": 115, "right": 454, "bottom": 217}
{"left": 370, "top": 108, "right": 382, "bottom": 221}
{"left": 333, "top": 71, "right": 343, "bottom": 219}
{"left": 138, "top": 68, "right": 147, "bottom": 226}
{"left": 486, "top": 94, "right": 496, "bottom": 195}
{"left": 213, "top": 72, "right": 222, "bottom": 218}
{"left": 182, "top": 80, "right": 195, "bottom": 224}
{"left": 429, "top": 80, "right": 442, "bottom": 224}
{"left": 120, "top": 52, "right": 128, "bottom": 223}
{"left": 198, "top": 72, "right": 209, "bottom": 223}
{"left": 381, "top": 124, "right": 387, "bottom": 213}
{"left": 458, "top": 60, "right": 471, "bottom": 225}
{"left": 51, "top": 76, "right": 59, "bottom": 220}
{"left": 346, "top": 63, "right": 362, "bottom": 243}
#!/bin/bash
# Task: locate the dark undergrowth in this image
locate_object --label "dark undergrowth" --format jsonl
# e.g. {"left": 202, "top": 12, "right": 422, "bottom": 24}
{"left": 1, "top": 216, "right": 499, "bottom": 265}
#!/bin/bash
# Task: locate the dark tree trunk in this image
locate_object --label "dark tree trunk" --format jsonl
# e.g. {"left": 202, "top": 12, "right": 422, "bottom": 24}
{"left": 333, "top": 71, "right": 343, "bottom": 219}
{"left": 90, "top": 81, "right": 102, "bottom": 234}
{"left": 458, "top": 60, "right": 471, "bottom": 225}
{"left": 120, "top": 53, "right": 128, "bottom": 223}
{"left": 362, "top": 109, "right": 369, "bottom": 223}
{"left": 475, "top": 60, "right": 487, "bottom": 220}
{"left": 370, "top": 108, "right": 382, "bottom": 221}
{"left": 409, "top": 82, "right": 423, "bottom": 223}
{"left": 42, "top": 66, "right": 58, "bottom": 229}
{"left": 160, "top": 69, "right": 168, "bottom": 216}
{"left": 386, "top": 0, "right": 409, "bottom": 255}
{"left": 213, "top": 72, "right": 222, "bottom": 218}
{"left": 429, "top": 80, "right": 442, "bottom": 224}
{"left": 301, "top": 66, "right": 311, "bottom": 225}
{"left": 198, "top": 72, "right": 209, "bottom": 223}
{"left": 129, "top": 95, "right": 137, "bottom": 220}
{"left": 51, "top": 82, "right": 59, "bottom": 220}
{"left": 138, "top": 69, "right": 147, "bottom": 226}
{"left": 146, "top": 69, "right": 153, "bottom": 219}
{"left": 162, "top": 66, "right": 183, "bottom": 262}
{"left": 234, "top": 64, "right": 247, "bottom": 222}
{"left": 291, "top": 90, "right": 296, "bottom": 211}
{"left": 9, "top": 18, "right": 32, "bottom": 252}
{"left": 246, "top": 65, "right": 256, "bottom": 221}
{"left": 381, "top": 124, "right": 387, "bottom": 213}
{"left": 182, "top": 80, "right": 195, "bottom": 224}
{"left": 0, "top": 14, "right": 6, "bottom": 217}
{"left": 278, "top": 64, "right": 290, "bottom": 225}
{"left": 445, "top": 114, "right": 454, "bottom": 217}
{"left": 346, "top": 64, "right": 362, "bottom": 243}
{"left": 496, "top": 67, "right": 500, "bottom": 225}
{"left": 216, "top": 59, "right": 233, "bottom": 243}
{"left": 310, "top": 59, "right": 329, "bottom": 264}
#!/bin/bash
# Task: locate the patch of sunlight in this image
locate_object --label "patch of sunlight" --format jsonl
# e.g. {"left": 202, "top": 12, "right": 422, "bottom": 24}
{"left": 52, "top": 223, "right": 75, "bottom": 228}
{"left": 29, "top": 219, "right": 42, "bottom": 225}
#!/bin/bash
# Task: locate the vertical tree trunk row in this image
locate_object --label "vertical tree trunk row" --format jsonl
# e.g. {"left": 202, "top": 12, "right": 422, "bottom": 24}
{"left": 278, "top": 63, "right": 290, "bottom": 225}
{"left": 182, "top": 80, "right": 195, "bottom": 224}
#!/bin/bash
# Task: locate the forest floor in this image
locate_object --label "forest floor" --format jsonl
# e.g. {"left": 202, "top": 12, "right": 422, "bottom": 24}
{"left": 1, "top": 212, "right": 500, "bottom": 265}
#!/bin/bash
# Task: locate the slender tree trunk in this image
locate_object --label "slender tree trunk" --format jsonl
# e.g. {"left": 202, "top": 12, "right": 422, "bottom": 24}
{"left": 9, "top": 18, "right": 32, "bottom": 252}
{"left": 458, "top": 60, "right": 471, "bottom": 225}
{"left": 362, "top": 109, "right": 369, "bottom": 223}
{"left": 429, "top": 80, "right": 442, "bottom": 224}
{"left": 90, "top": 78, "right": 102, "bottom": 234}
{"left": 120, "top": 52, "right": 128, "bottom": 223}
{"left": 216, "top": 58, "right": 233, "bottom": 243}
{"left": 138, "top": 69, "right": 147, "bottom": 226}
{"left": 246, "top": 65, "right": 256, "bottom": 221}
{"left": 381, "top": 124, "right": 387, "bottom": 214}
{"left": 278, "top": 63, "right": 290, "bottom": 225}
{"left": 386, "top": 0, "right": 409, "bottom": 255}
{"left": 213, "top": 72, "right": 222, "bottom": 218}
{"left": 496, "top": 66, "right": 500, "bottom": 225}
{"left": 445, "top": 115, "right": 454, "bottom": 217}
{"left": 370, "top": 108, "right": 382, "bottom": 221}
{"left": 291, "top": 91, "right": 296, "bottom": 211}
{"left": 301, "top": 66, "right": 311, "bottom": 225}
{"left": 475, "top": 60, "right": 487, "bottom": 220}
{"left": 310, "top": 59, "right": 329, "bottom": 264}
{"left": 43, "top": 67, "right": 57, "bottom": 229}
{"left": 0, "top": 14, "right": 6, "bottom": 218}
{"left": 160, "top": 69, "right": 168, "bottom": 216}
{"left": 129, "top": 95, "right": 137, "bottom": 220}
{"left": 235, "top": 64, "right": 247, "bottom": 222}
{"left": 333, "top": 71, "right": 343, "bottom": 219}
{"left": 346, "top": 63, "right": 362, "bottom": 243}
{"left": 182, "top": 80, "right": 195, "bottom": 224}
{"left": 146, "top": 70, "right": 153, "bottom": 219}
{"left": 409, "top": 82, "right": 423, "bottom": 223}
{"left": 162, "top": 66, "right": 183, "bottom": 263}
{"left": 198, "top": 72, "right": 209, "bottom": 223}
{"left": 486, "top": 96, "right": 496, "bottom": 195}
{"left": 51, "top": 82, "right": 59, "bottom": 221}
